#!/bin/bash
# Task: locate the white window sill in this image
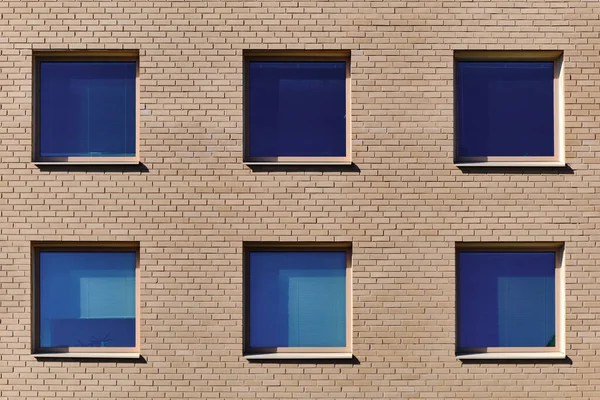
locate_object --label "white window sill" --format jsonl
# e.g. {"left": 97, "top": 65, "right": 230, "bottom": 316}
{"left": 456, "top": 352, "right": 566, "bottom": 360}
{"left": 33, "top": 352, "right": 140, "bottom": 359}
{"left": 244, "top": 352, "right": 353, "bottom": 360}
{"left": 455, "top": 161, "right": 566, "bottom": 168}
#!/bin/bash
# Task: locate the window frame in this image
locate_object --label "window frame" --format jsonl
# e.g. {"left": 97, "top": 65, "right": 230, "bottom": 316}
{"left": 243, "top": 51, "right": 352, "bottom": 165}
{"left": 456, "top": 242, "right": 565, "bottom": 359}
{"left": 454, "top": 51, "right": 565, "bottom": 167}
{"left": 31, "top": 242, "right": 141, "bottom": 357}
{"left": 243, "top": 243, "right": 352, "bottom": 358}
{"left": 32, "top": 51, "right": 140, "bottom": 165}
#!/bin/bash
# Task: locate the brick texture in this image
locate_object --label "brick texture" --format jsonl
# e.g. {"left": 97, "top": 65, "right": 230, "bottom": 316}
{"left": 0, "top": 0, "right": 598, "bottom": 399}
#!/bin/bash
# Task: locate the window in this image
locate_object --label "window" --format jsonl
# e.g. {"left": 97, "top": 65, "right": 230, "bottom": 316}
{"left": 244, "top": 244, "right": 351, "bottom": 358}
{"left": 244, "top": 52, "right": 351, "bottom": 163}
{"left": 456, "top": 243, "right": 564, "bottom": 359}
{"left": 34, "top": 51, "right": 138, "bottom": 163}
{"left": 33, "top": 243, "right": 139, "bottom": 356}
{"left": 454, "top": 51, "right": 564, "bottom": 165}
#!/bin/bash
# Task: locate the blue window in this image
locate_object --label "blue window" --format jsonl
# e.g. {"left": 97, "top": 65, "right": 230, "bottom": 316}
{"left": 458, "top": 247, "right": 561, "bottom": 353}
{"left": 36, "top": 247, "right": 138, "bottom": 352}
{"left": 456, "top": 57, "right": 560, "bottom": 162}
{"left": 246, "top": 248, "right": 350, "bottom": 353}
{"left": 245, "top": 59, "right": 349, "bottom": 161}
{"left": 37, "top": 59, "right": 137, "bottom": 160}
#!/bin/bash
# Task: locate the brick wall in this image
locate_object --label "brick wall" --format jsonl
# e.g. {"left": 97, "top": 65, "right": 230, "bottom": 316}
{"left": 0, "top": 0, "right": 597, "bottom": 399}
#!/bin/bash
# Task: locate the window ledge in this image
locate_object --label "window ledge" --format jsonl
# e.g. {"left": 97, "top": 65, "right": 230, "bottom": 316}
{"left": 33, "top": 352, "right": 140, "bottom": 359}
{"left": 456, "top": 352, "right": 566, "bottom": 360}
{"left": 244, "top": 352, "right": 353, "bottom": 360}
{"left": 455, "top": 161, "right": 565, "bottom": 168}
{"left": 244, "top": 161, "right": 353, "bottom": 166}
{"left": 33, "top": 161, "right": 141, "bottom": 166}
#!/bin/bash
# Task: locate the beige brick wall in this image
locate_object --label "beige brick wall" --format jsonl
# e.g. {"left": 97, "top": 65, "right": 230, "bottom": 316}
{"left": 0, "top": 0, "right": 597, "bottom": 399}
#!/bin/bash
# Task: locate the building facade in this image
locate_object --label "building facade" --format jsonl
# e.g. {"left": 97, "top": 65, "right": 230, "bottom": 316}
{"left": 0, "top": 0, "right": 597, "bottom": 399}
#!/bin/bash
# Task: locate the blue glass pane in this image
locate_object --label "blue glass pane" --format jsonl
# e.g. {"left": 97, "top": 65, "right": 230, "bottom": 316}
{"left": 457, "top": 62, "right": 555, "bottom": 157}
{"left": 40, "top": 62, "right": 136, "bottom": 157}
{"left": 39, "top": 251, "right": 136, "bottom": 348}
{"left": 249, "top": 251, "right": 346, "bottom": 348}
{"left": 248, "top": 61, "right": 346, "bottom": 158}
{"left": 459, "top": 251, "right": 555, "bottom": 348}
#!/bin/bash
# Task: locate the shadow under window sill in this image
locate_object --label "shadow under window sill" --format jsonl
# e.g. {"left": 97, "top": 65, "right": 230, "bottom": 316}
{"left": 244, "top": 162, "right": 360, "bottom": 173}
{"left": 244, "top": 353, "right": 360, "bottom": 364}
{"left": 33, "top": 161, "right": 149, "bottom": 173}
{"left": 456, "top": 162, "right": 573, "bottom": 175}
{"left": 33, "top": 352, "right": 144, "bottom": 362}
{"left": 457, "top": 352, "right": 568, "bottom": 363}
